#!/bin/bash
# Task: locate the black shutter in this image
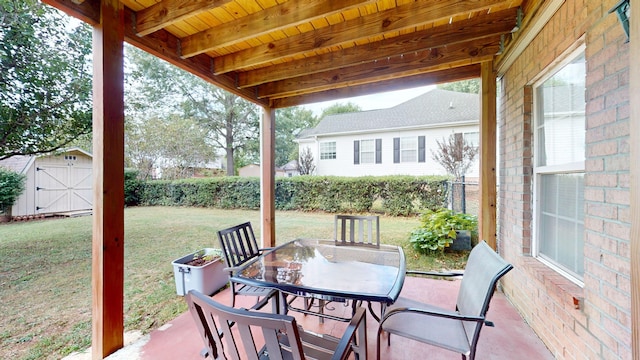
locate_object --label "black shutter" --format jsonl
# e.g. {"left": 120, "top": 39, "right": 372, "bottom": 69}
{"left": 375, "top": 138, "right": 382, "bottom": 164}
{"left": 354, "top": 140, "right": 360, "bottom": 164}
{"left": 393, "top": 137, "right": 400, "bottom": 163}
{"left": 418, "top": 136, "right": 426, "bottom": 163}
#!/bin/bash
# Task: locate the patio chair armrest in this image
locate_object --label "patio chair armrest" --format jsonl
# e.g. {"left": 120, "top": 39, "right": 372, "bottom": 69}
{"left": 332, "top": 307, "right": 367, "bottom": 360}
{"left": 406, "top": 270, "right": 464, "bottom": 278}
{"left": 381, "top": 306, "right": 484, "bottom": 324}
{"left": 223, "top": 265, "right": 244, "bottom": 274}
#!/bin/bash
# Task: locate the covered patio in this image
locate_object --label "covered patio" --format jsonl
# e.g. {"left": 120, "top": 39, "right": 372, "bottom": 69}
{"left": 39, "top": 0, "right": 639, "bottom": 359}
{"left": 67, "top": 276, "right": 553, "bottom": 360}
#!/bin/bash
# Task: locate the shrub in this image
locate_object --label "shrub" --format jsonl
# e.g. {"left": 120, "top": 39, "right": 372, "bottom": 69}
{"left": 124, "top": 169, "right": 142, "bottom": 206}
{"left": 409, "top": 208, "right": 478, "bottom": 253}
{"left": 136, "top": 175, "right": 450, "bottom": 216}
{"left": 0, "top": 167, "right": 27, "bottom": 214}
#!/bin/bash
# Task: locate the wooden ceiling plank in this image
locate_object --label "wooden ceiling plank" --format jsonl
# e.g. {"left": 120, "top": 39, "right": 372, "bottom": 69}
{"left": 180, "top": 0, "right": 378, "bottom": 58}
{"left": 238, "top": 8, "right": 517, "bottom": 87}
{"left": 259, "top": 36, "right": 502, "bottom": 99}
{"left": 213, "top": 0, "right": 512, "bottom": 73}
{"left": 270, "top": 64, "right": 481, "bottom": 108}
{"left": 135, "top": 0, "right": 233, "bottom": 37}
{"left": 122, "top": 7, "right": 267, "bottom": 106}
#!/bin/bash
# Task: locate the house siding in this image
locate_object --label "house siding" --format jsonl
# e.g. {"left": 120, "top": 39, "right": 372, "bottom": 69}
{"left": 307, "top": 125, "right": 479, "bottom": 177}
{"left": 499, "top": 0, "right": 631, "bottom": 358}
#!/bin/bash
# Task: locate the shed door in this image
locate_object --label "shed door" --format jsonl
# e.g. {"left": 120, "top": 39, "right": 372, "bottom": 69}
{"left": 35, "top": 159, "right": 92, "bottom": 213}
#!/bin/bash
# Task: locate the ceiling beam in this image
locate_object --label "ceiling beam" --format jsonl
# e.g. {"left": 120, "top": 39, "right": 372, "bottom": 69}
{"left": 260, "top": 36, "right": 501, "bottom": 99}
{"left": 123, "top": 7, "right": 268, "bottom": 106}
{"left": 180, "top": 0, "right": 377, "bottom": 58}
{"left": 239, "top": 8, "right": 517, "bottom": 88}
{"left": 270, "top": 64, "right": 481, "bottom": 109}
{"left": 212, "top": 0, "right": 511, "bottom": 73}
{"left": 41, "top": 0, "right": 100, "bottom": 25}
{"left": 135, "top": 0, "right": 233, "bottom": 37}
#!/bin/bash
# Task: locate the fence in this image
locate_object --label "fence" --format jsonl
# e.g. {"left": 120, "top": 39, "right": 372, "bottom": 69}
{"left": 448, "top": 177, "right": 479, "bottom": 216}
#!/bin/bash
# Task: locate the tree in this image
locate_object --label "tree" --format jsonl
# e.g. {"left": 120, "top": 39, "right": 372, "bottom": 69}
{"left": 0, "top": 0, "right": 93, "bottom": 160}
{"left": 126, "top": 48, "right": 259, "bottom": 176}
{"left": 431, "top": 134, "right": 478, "bottom": 180}
{"left": 319, "top": 102, "right": 362, "bottom": 119}
{"left": 275, "top": 107, "right": 318, "bottom": 166}
{"left": 0, "top": 167, "right": 26, "bottom": 215}
{"left": 438, "top": 79, "right": 480, "bottom": 94}
{"left": 298, "top": 147, "right": 316, "bottom": 175}
{"left": 125, "top": 115, "right": 215, "bottom": 179}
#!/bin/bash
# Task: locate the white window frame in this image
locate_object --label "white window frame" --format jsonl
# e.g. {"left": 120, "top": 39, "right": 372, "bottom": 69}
{"left": 319, "top": 141, "right": 336, "bottom": 160}
{"left": 532, "top": 44, "right": 586, "bottom": 287}
{"left": 463, "top": 132, "right": 479, "bottom": 147}
{"left": 400, "top": 137, "right": 417, "bottom": 163}
{"left": 360, "top": 139, "right": 375, "bottom": 164}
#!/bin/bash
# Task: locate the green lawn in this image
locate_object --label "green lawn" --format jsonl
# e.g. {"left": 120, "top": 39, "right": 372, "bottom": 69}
{"left": 0, "top": 207, "right": 467, "bottom": 360}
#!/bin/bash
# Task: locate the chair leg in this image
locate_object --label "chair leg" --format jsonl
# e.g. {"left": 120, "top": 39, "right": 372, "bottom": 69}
{"left": 230, "top": 283, "right": 236, "bottom": 308}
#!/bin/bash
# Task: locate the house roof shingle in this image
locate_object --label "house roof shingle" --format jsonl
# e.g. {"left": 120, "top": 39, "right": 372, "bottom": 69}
{"left": 298, "top": 89, "right": 479, "bottom": 139}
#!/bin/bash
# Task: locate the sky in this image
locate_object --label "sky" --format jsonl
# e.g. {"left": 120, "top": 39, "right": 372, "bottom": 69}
{"left": 301, "top": 85, "right": 436, "bottom": 116}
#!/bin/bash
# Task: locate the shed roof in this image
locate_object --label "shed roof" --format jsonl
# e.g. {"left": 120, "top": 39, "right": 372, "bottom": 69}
{"left": 0, "top": 148, "right": 92, "bottom": 174}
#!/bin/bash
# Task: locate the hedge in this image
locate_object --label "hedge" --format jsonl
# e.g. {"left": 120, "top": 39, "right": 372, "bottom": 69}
{"left": 132, "top": 175, "right": 450, "bottom": 216}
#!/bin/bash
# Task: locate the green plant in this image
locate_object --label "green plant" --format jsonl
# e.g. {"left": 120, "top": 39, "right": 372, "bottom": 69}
{"left": 0, "top": 167, "right": 27, "bottom": 214}
{"left": 409, "top": 208, "right": 478, "bottom": 253}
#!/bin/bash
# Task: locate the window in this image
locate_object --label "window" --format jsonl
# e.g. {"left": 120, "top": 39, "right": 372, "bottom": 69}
{"left": 400, "top": 137, "right": 417, "bottom": 162}
{"left": 533, "top": 48, "right": 585, "bottom": 284}
{"left": 354, "top": 139, "right": 382, "bottom": 164}
{"left": 360, "top": 139, "right": 375, "bottom": 163}
{"left": 320, "top": 142, "right": 336, "bottom": 160}
{"left": 393, "top": 136, "right": 425, "bottom": 163}
{"left": 463, "top": 132, "right": 479, "bottom": 147}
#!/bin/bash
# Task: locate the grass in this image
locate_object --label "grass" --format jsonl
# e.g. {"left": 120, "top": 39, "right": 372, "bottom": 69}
{"left": 0, "top": 206, "right": 468, "bottom": 360}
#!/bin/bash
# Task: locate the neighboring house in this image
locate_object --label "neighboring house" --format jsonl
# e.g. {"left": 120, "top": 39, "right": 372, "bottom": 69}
{"left": 279, "top": 160, "right": 299, "bottom": 177}
{"left": 296, "top": 89, "right": 479, "bottom": 177}
{"left": 0, "top": 148, "right": 92, "bottom": 217}
{"left": 238, "top": 160, "right": 300, "bottom": 177}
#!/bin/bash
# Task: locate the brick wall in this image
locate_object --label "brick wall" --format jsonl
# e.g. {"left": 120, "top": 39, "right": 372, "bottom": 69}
{"left": 498, "top": 0, "right": 631, "bottom": 358}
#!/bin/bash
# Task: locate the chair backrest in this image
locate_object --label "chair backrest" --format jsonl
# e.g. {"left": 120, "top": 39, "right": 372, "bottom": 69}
{"left": 186, "top": 290, "right": 308, "bottom": 360}
{"left": 217, "top": 222, "right": 260, "bottom": 268}
{"left": 334, "top": 214, "right": 380, "bottom": 247}
{"left": 456, "top": 241, "right": 513, "bottom": 350}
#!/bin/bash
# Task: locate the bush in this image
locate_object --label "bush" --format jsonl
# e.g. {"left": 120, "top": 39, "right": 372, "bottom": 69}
{"left": 136, "top": 175, "right": 450, "bottom": 216}
{"left": 0, "top": 167, "right": 27, "bottom": 214}
{"left": 124, "top": 169, "right": 143, "bottom": 206}
{"left": 409, "top": 208, "right": 478, "bottom": 253}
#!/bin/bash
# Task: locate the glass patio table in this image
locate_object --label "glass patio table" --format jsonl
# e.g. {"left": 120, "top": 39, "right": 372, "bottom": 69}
{"left": 230, "top": 238, "right": 406, "bottom": 321}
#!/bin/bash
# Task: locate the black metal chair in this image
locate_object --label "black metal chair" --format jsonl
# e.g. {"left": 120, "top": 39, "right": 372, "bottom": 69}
{"left": 376, "top": 241, "right": 513, "bottom": 360}
{"left": 217, "top": 222, "right": 278, "bottom": 312}
{"left": 186, "top": 290, "right": 368, "bottom": 360}
{"left": 334, "top": 214, "right": 380, "bottom": 248}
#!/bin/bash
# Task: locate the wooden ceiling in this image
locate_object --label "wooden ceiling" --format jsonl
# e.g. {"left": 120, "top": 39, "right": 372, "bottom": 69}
{"left": 44, "top": 0, "right": 528, "bottom": 108}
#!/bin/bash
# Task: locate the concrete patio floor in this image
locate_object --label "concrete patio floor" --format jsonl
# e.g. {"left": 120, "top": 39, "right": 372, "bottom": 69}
{"left": 74, "top": 276, "right": 554, "bottom": 359}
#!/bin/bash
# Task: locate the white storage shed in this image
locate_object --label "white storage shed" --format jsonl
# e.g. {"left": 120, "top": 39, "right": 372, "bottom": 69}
{"left": 0, "top": 148, "right": 93, "bottom": 218}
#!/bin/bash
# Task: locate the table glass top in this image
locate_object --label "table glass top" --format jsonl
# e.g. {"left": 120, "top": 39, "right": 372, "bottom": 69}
{"left": 235, "top": 239, "right": 405, "bottom": 303}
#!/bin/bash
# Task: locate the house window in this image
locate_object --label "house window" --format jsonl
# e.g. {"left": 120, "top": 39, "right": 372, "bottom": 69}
{"left": 320, "top": 142, "right": 336, "bottom": 160}
{"left": 360, "top": 139, "right": 375, "bottom": 163}
{"left": 463, "top": 132, "right": 479, "bottom": 147}
{"left": 533, "top": 48, "right": 585, "bottom": 284}
{"left": 354, "top": 139, "right": 382, "bottom": 164}
{"left": 393, "top": 136, "right": 425, "bottom": 163}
